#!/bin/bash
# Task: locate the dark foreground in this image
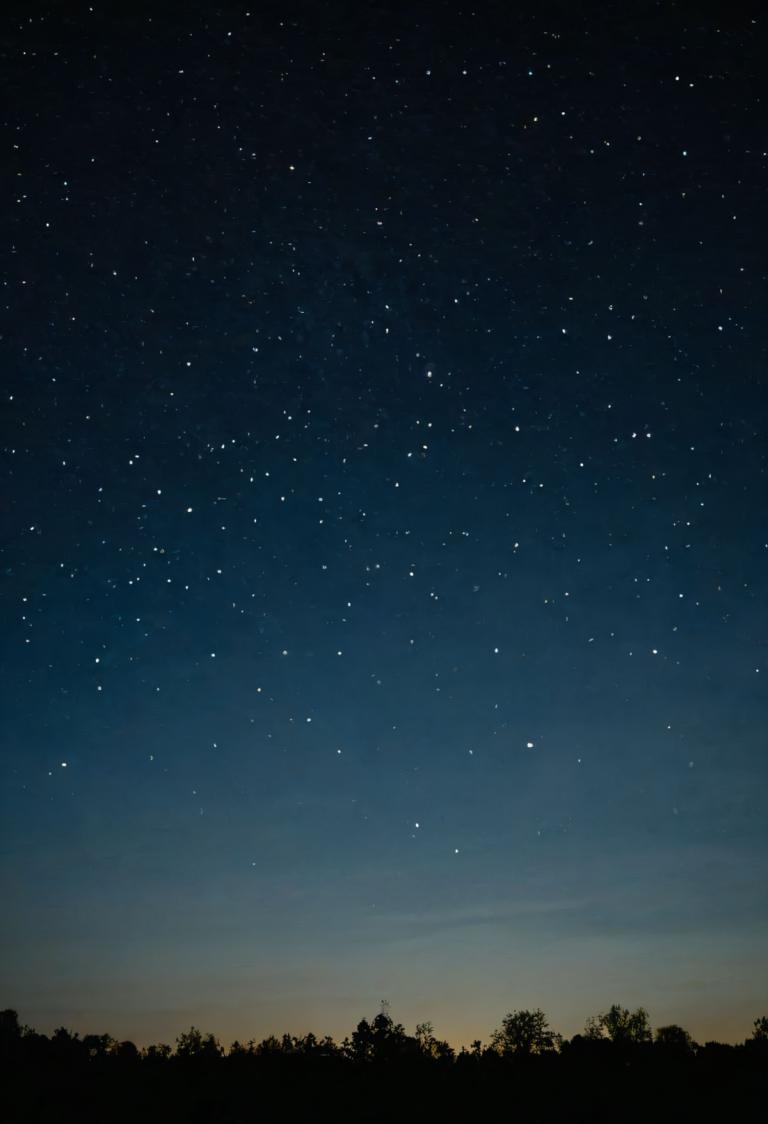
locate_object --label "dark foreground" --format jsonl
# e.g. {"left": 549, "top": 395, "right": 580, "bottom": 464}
{"left": 3, "top": 1009, "right": 767, "bottom": 1123}
{"left": 5, "top": 1050, "right": 767, "bottom": 1123}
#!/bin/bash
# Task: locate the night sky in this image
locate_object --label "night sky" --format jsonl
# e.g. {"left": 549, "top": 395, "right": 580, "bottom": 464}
{"left": 2, "top": 2, "right": 766, "bottom": 1049}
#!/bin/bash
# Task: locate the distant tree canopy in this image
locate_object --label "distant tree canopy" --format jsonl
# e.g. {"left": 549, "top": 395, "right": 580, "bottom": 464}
{"left": 584, "top": 1004, "right": 652, "bottom": 1045}
{"left": 175, "top": 1026, "right": 223, "bottom": 1060}
{"left": 490, "top": 1009, "right": 561, "bottom": 1056}
{"left": 342, "top": 1010, "right": 424, "bottom": 1062}
{"left": 0, "top": 1008, "right": 21, "bottom": 1039}
{"left": 415, "top": 1020, "right": 454, "bottom": 1060}
{"left": 655, "top": 1024, "right": 697, "bottom": 1053}
{"left": 4, "top": 1003, "right": 767, "bottom": 1124}
{"left": 2, "top": 1004, "right": 766, "bottom": 1065}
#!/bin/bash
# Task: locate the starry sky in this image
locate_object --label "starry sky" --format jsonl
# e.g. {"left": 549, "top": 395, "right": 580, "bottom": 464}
{"left": 2, "top": 2, "right": 766, "bottom": 1049}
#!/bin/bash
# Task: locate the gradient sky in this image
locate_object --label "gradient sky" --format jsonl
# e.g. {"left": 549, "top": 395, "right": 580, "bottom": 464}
{"left": 1, "top": 2, "right": 766, "bottom": 1049}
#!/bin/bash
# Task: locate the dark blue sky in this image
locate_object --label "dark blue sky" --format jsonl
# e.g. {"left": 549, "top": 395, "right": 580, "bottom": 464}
{"left": 1, "top": 1, "right": 766, "bottom": 1047}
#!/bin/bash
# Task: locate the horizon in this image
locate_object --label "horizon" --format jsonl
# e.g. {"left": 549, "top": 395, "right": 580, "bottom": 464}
{"left": 9, "top": 1003, "right": 762, "bottom": 1053}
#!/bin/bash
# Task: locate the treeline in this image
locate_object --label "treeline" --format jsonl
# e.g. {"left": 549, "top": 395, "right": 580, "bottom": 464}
{"left": 2, "top": 1006, "right": 766, "bottom": 1122}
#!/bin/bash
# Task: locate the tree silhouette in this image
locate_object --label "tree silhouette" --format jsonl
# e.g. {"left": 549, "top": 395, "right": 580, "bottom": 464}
{"left": 747, "top": 1015, "right": 768, "bottom": 1059}
{"left": 584, "top": 1004, "right": 652, "bottom": 1045}
{"left": 112, "top": 1039, "right": 140, "bottom": 1062}
{"left": 343, "top": 1009, "right": 421, "bottom": 1062}
{"left": 82, "top": 1033, "right": 116, "bottom": 1059}
{"left": 370, "top": 1010, "right": 415, "bottom": 1061}
{"left": 490, "top": 1008, "right": 561, "bottom": 1056}
{"left": 254, "top": 1034, "right": 283, "bottom": 1056}
{"left": 0, "top": 1009, "right": 21, "bottom": 1055}
{"left": 344, "top": 1016, "right": 374, "bottom": 1062}
{"left": 655, "top": 1024, "right": 696, "bottom": 1054}
{"left": 175, "top": 1026, "right": 223, "bottom": 1059}
{"left": 143, "top": 1042, "right": 172, "bottom": 1062}
{"left": 415, "top": 1021, "right": 454, "bottom": 1060}
{"left": 3, "top": 1004, "right": 767, "bottom": 1122}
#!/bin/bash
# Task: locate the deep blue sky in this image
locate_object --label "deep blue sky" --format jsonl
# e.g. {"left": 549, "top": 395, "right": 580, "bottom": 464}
{"left": 1, "top": 1, "right": 766, "bottom": 1047}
